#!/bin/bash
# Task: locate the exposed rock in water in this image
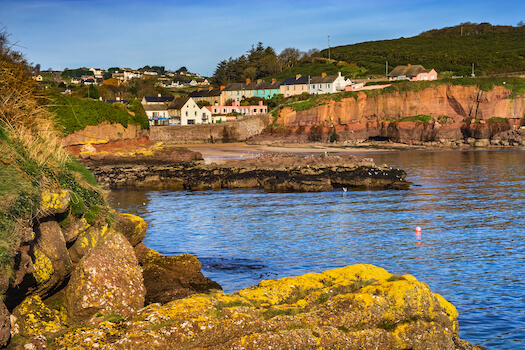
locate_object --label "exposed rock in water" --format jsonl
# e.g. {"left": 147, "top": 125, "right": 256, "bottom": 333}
{"left": 83, "top": 153, "right": 412, "bottom": 191}
{"left": 48, "top": 264, "right": 483, "bottom": 350}
{"left": 136, "top": 248, "right": 222, "bottom": 305}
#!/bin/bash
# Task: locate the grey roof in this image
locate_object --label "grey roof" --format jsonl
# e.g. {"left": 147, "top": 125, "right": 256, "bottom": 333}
{"left": 387, "top": 65, "right": 433, "bottom": 77}
{"left": 143, "top": 104, "right": 169, "bottom": 112}
{"left": 188, "top": 89, "right": 221, "bottom": 98}
{"left": 309, "top": 75, "right": 338, "bottom": 84}
{"left": 281, "top": 76, "right": 309, "bottom": 85}
{"left": 168, "top": 97, "right": 191, "bottom": 110}
{"left": 143, "top": 96, "right": 175, "bottom": 103}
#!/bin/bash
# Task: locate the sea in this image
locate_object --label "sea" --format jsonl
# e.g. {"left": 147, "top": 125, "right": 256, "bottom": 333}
{"left": 108, "top": 149, "right": 525, "bottom": 349}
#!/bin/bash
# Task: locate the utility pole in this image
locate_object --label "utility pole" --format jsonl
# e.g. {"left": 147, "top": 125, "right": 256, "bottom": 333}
{"left": 472, "top": 63, "right": 475, "bottom": 77}
{"left": 386, "top": 61, "right": 388, "bottom": 77}
{"left": 328, "top": 35, "right": 331, "bottom": 61}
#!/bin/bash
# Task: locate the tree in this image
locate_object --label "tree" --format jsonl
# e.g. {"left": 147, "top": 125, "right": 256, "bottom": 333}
{"left": 176, "top": 66, "right": 188, "bottom": 74}
{"left": 279, "top": 48, "right": 302, "bottom": 69}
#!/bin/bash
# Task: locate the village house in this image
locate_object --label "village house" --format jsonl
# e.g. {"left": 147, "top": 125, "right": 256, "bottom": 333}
{"left": 222, "top": 79, "right": 282, "bottom": 102}
{"left": 280, "top": 72, "right": 352, "bottom": 97}
{"left": 207, "top": 100, "right": 267, "bottom": 118}
{"left": 168, "top": 97, "right": 212, "bottom": 125}
{"left": 188, "top": 87, "right": 224, "bottom": 105}
{"left": 280, "top": 75, "right": 309, "bottom": 97}
{"left": 144, "top": 104, "right": 170, "bottom": 126}
{"left": 141, "top": 95, "right": 175, "bottom": 105}
{"left": 89, "top": 68, "right": 105, "bottom": 79}
{"left": 387, "top": 64, "right": 437, "bottom": 81}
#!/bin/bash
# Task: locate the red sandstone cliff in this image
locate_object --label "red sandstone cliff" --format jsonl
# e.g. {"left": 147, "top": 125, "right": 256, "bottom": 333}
{"left": 264, "top": 85, "right": 525, "bottom": 145}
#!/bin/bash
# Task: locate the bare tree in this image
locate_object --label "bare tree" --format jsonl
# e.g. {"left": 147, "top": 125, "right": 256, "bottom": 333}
{"left": 279, "top": 48, "right": 301, "bottom": 69}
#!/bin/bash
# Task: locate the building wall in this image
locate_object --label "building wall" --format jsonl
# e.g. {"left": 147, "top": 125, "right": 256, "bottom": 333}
{"left": 280, "top": 84, "right": 308, "bottom": 97}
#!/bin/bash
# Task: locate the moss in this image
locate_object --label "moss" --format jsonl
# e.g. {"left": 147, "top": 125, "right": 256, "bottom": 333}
{"left": 386, "top": 275, "right": 407, "bottom": 282}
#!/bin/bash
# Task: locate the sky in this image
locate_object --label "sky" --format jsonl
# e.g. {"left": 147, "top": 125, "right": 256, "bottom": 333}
{"left": 1, "top": 0, "right": 524, "bottom": 76}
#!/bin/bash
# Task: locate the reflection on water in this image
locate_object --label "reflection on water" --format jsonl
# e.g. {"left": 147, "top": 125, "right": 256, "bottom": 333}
{"left": 109, "top": 149, "right": 525, "bottom": 349}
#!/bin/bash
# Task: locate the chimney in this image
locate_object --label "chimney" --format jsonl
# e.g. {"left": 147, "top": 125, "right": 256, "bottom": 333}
{"left": 296, "top": 74, "right": 302, "bottom": 79}
{"left": 271, "top": 78, "right": 277, "bottom": 83}
{"left": 116, "top": 96, "right": 120, "bottom": 101}
{"left": 209, "top": 86, "right": 213, "bottom": 91}
{"left": 220, "top": 85, "right": 225, "bottom": 90}
{"left": 246, "top": 78, "right": 251, "bottom": 84}
{"left": 158, "top": 93, "right": 161, "bottom": 97}
{"left": 407, "top": 64, "right": 411, "bottom": 66}
{"left": 259, "top": 101, "right": 263, "bottom": 106}
{"left": 321, "top": 72, "right": 327, "bottom": 78}
{"left": 338, "top": 71, "right": 342, "bottom": 77}
{"left": 257, "top": 79, "right": 262, "bottom": 83}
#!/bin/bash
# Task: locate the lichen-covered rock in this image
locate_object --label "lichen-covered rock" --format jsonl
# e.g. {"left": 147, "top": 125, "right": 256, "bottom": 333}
{"left": 65, "top": 232, "right": 145, "bottom": 322}
{"left": 114, "top": 212, "right": 147, "bottom": 247}
{"left": 39, "top": 189, "right": 70, "bottom": 217}
{"left": 51, "top": 264, "right": 481, "bottom": 350}
{"left": 11, "top": 295, "right": 65, "bottom": 337}
{"left": 31, "top": 220, "right": 73, "bottom": 297}
{"left": 0, "top": 300, "right": 10, "bottom": 347}
{"left": 67, "top": 223, "right": 111, "bottom": 263}
{"left": 140, "top": 249, "right": 222, "bottom": 304}
{"left": 61, "top": 216, "right": 90, "bottom": 243}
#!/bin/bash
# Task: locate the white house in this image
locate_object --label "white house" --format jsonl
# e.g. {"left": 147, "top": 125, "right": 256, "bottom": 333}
{"left": 168, "top": 97, "right": 212, "bottom": 125}
{"left": 308, "top": 72, "right": 352, "bottom": 94}
{"left": 144, "top": 104, "right": 170, "bottom": 126}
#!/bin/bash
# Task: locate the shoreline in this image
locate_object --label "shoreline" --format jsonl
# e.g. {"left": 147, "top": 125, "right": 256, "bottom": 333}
{"left": 185, "top": 141, "right": 525, "bottom": 164}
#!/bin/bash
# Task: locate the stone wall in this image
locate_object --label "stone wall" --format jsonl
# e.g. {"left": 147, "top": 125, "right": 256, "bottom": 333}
{"left": 149, "top": 115, "right": 268, "bottom": 144}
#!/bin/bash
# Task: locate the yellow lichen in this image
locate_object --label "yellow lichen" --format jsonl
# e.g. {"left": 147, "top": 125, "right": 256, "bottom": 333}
{"left": 40, "top": 189, "right": 70, "bottom": 212}
{"left": 32, "top": 249, "right": 54, "bottom": 284}
{"left": 15, "top": 295, "right": 64, "bottom": 336}
{"left": 122, "top": 213, "right": 147, "bottom": 234}
{"left": 433, "top": 292, "right": 459, "bottom": 332}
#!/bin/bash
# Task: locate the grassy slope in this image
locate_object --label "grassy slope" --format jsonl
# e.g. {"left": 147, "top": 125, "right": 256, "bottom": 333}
{"left": 47, "top": 91, "right": 149, "bottom": 136}
{"left": 318, "top": 28, "right": 525, "bottom": 76}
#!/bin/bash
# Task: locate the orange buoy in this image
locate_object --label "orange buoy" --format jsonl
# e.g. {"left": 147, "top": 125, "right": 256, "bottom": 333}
{"left": 415, "top": 226, "right": 422, "bottom": 233}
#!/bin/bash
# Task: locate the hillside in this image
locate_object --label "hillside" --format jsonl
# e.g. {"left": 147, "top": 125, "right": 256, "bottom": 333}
{"left": 314, "top": 23, "right": 525, "bottom": 77}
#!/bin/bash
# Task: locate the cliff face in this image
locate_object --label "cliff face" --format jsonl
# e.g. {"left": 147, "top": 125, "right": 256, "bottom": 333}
{"left": 278, "top": 85, "right": 525, "bottom": 126}
{"left": 267, "top": 85, "right": 525, "bottom": 146}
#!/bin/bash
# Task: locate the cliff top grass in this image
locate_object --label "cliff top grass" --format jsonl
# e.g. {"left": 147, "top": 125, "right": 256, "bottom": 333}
{"left": 47, "top": 92, "right": 149, "bottom": 136}
{"left": 0, "top": 29, "right": 106, "bottom": 281}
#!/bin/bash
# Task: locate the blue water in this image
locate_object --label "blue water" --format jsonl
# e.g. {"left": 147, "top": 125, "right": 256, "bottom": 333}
{"left": 109, "top": 149, "right": 525, "bottom": 349}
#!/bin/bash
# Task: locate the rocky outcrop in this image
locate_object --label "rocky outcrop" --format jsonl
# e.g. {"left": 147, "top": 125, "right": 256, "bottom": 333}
{"left": 49, "top": 264, "right": 482, "bottom": 349}
{"left": 138, "top": 249, "right": 222, "bottom": 305}
{"left": 61, "top": 121, "right": 148, "bottom": 148}
{"left": 65, "top": 232, "right": 146, "bottom": 322}
{"left": 83, "top": 153, "right": 412, "bottom": 191}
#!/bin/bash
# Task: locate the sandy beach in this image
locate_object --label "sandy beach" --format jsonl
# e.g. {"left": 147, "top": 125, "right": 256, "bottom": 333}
{"left": 185, "top": 142, "right": 403, "bottom": 164}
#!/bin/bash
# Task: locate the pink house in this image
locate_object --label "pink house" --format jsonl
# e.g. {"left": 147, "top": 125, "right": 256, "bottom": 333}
{"left": 387, "top": 65, "right": 437, "bottom": 82}
{"left": 207, "top": 101, "right": 268, "bottom": 116}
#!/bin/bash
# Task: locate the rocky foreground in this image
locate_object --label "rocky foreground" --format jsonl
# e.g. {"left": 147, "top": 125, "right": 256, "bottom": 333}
{"left": 81, "top": 150, "right": 412, "bottom": 191}
{"left": 1, "top": 188, "right": 485, "bottom": 349}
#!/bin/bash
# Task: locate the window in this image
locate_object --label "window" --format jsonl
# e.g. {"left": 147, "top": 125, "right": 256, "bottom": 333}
{"left": 187, "top": 119, "right": 195, "bottom": 124}
{"left": 223, "top": 109, "right": 227, "bottom": 113}
{"left": 319, "top": 84, "right": 322, "bottom": 89}
{"left": 185, "top": 111, "right": 188, "bottom": 116}
{"left": 326, "top": 84, "right": 330, "bottom": 88}
{"left": 286, "top": 86, "right": 289, "bottom": 90}
{"left": 194, "top": 111, "right": 197, "bottom": 116}
{"left": 311, "top": 84, "right": 315, "bottom": 89}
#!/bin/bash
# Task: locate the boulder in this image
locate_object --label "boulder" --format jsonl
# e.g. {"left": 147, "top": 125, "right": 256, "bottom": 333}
{"left": 32, "top": 219, "right": 73, "bottom": 297}
{"left": 140, "top": 249, "right": 222, "bottom": 305}
{"left": 0, "top": 300, "right": 9, "bottom": 347}
{"left": 65, "top": 232, "right": 145, "bottom": 322}
{"left": 11, "top": 295, "right": 64, "bottom": 337}
{"left": 114, "top": 212, "right": 147, "bottom": 247}
{"left": 68, "top": 223, "right": 111, "bottom": 263}
{"left": 51, "top": 264, "right": 482, "bottom": 349}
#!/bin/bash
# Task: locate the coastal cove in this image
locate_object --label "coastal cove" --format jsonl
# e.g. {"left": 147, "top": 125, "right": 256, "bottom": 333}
{"left": 109, "top": 149, "right": 525, "bottom": 349}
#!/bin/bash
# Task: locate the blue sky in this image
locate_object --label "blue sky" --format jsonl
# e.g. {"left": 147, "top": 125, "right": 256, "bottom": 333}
{"left": 1, "top": 0, "right": 523, "bottom": 76}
